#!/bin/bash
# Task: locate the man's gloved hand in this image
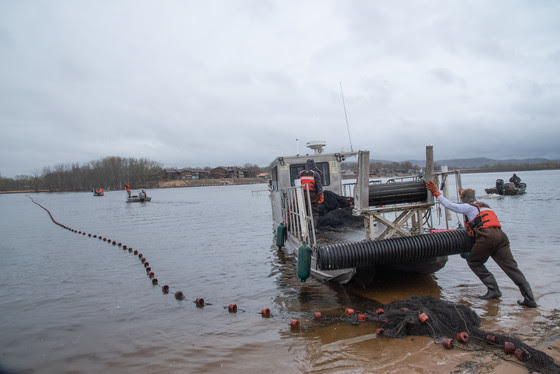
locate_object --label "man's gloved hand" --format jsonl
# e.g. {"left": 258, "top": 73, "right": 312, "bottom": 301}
{"left": 318, "top": 193, "right": 324, "bottom": 204}
{"left": 426, "top": 181, "right": 441, "bottom": 198}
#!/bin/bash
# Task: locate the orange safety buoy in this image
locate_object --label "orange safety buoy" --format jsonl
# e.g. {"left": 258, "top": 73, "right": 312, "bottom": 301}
{"left": 290, "top": 320, "right": 300, "bottom": 329}
{"left": 357, "top": 313, "right": 367, "bottom": 322}
{"left": 261, "top": 308, "right": 271, "bottom": 317}
{"left": 228, "top": 304, "right": 237, "bottom": 313}
{"left": 345, "top": 308, "right": 354, "bottom": 316}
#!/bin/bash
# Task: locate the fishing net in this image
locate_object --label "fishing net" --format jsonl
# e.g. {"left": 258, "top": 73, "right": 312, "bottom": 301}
{"left": 375, "top": 295, "right": 560, "bottom": 373}
{"left": 318, "top": 191, "right": 362, "bottom": 230}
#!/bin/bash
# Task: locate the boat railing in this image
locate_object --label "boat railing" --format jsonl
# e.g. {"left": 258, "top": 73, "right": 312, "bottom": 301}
{"left": 279, "top": 185, "right": 316, "bottom": 247}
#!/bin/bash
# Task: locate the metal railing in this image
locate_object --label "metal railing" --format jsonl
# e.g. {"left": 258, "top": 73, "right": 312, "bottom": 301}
{"left": 279, "top": 185, "right": 316, "bottom": 247}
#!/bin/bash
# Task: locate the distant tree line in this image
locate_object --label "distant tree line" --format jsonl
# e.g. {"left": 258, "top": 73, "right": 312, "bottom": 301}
{"left": 341, "top": 159, "right": 560, "bottom": 177}
{"left": 456, "top": 160, "right": 560, "bottom": 173}
{"left": 0, "top": 156, "right": 163, "bottom": 192}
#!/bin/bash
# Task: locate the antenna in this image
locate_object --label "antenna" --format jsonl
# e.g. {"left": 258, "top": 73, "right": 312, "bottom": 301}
{"left": 296, "top": 138, "right": 299, "bottom": 154}
{"left": 339, "top": 82, "right": 354, "bottom": 152}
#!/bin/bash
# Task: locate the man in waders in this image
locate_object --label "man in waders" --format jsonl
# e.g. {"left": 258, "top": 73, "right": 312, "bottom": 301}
{"left": 426, "top": 181, "right": 537, "bottom": 308}
{"left": 299, "top": 159, "right": 324, "bottom": 230}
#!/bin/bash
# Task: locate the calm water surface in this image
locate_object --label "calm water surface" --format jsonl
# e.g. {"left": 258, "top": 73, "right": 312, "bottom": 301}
{"left": 1, "top": 170, "right": 559, "bottom": 373}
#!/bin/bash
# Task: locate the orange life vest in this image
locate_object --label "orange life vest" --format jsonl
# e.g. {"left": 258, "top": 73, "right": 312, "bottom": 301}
{"left": 465, "top": 201, "right": 501, "bottom": 236}
{"left": 299, "top": 170, "right": 317, "bottom": 192}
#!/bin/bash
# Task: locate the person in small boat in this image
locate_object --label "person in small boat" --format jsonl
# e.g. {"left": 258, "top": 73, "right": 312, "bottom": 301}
{"left": 99, "top": 188, "right": 103, "bottom": 194}
{"left": 125, "top": 184, "right": 131, "bottom": 198}
{"left": 139, "top": 189, "right": 147, "bottom": 199}
{"left": 426, "top": 181, "right": 537, "bottom": 308}
{"left": 299, "top": 159, "right": 324, "bottom": 229}
{"left": 509, "top": 173, "right": 522, "bottom": 188}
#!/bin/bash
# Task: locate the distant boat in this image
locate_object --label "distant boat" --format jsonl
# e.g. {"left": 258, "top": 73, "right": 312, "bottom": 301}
{"left": 127, "top": 195, "right": 151, "bottom": 203}
{"left": 126, "top": 191, "right": 151, "bottom": 203}
{"left": 485, "top": 179, "right": 526, "bottom": 195}
{"left": 93, "top": 190, "right": 104, "bottom": 196}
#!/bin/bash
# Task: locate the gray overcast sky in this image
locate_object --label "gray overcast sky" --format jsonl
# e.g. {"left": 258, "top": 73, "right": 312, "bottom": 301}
{"left": 1, "top": 0, "right": 559, "bottom": 178}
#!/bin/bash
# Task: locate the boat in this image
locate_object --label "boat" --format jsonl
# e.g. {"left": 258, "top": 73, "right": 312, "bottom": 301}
{"left": 269, "top": 142, "right": 473, "bottom": 284}
{"left": 126, "top": 191, "right": 151, "bottom": 203}
{"left": 127, "top": 195, "right": 151, "bottom": 203}
{"left": 94, "top": 191, "right": 104, "bottom": 196}
{"left": 485, "top": 179, "right": 526, "bottom": 195}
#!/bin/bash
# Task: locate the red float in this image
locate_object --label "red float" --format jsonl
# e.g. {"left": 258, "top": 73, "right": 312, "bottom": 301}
{"left": 195, "top": 298, "right": 205, "bottom": 307}
{"left": 345, "top": 308, "right": 354, "bottom": 316}
{"left": 228, "top": 304, "right": 237, "bottom": 313}
{"left": 457, "top": 332, "right": 469, "bottom": 343}
{"left": 290, "top": 320, "right": 300, "bottom": 329}
{"left": 376, "top": 308, "right": 384, "bottom": 315}
{"left": 313, "top": 311, "right": 322, "bottom": 320}
{"left": 514, "top": 348, "right": 527, "bottom": 362}
{"left": 418, "top": 313, "right": 429, "bottom": 324}
{"left": 504, "top": 341, "right": 515, "bottom": 354}
{"left": 261, "top": 308, "right": 271, "bottom": 317}
{"left": 442, "top": 338, "right": 454, "bottom": 349}
{"left": 357, "top": 313, "right": 367, "bottom": 321}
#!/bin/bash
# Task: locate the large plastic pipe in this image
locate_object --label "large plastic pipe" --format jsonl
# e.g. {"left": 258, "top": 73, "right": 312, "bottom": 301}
{"left": 316, "top": 230, "right": 473, "bottom": 270}
{"left": 369, "top": 180, "right": 427, "bottom": 206}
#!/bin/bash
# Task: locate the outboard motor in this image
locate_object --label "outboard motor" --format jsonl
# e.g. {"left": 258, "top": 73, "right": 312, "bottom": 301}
{"left": 496, "top": 179, "right": 505, "bottom": 195}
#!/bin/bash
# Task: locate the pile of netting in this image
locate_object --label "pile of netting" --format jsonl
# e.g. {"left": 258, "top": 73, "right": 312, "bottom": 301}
{"left": 374, "top": 296, "right": 560, "bottom": 373}
{"left": 318, "top": 191, "right": 362, "bottom": 230}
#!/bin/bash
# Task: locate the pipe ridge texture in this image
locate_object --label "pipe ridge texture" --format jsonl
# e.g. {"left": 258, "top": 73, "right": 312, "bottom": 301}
{"left": 317, "top": 230, "right": 473, "bottom": 270}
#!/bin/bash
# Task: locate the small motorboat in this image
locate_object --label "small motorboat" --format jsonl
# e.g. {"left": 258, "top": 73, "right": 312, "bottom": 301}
{"left": 127, "top": 190, "right": 151, "bottom": 203}
{"left": 485, "top": 179, "right": 526, "bottom": 195}
{"left": 127, "top": 195, "right": 151, "bottom": 203}
{"left": 93, "top": 189, "right": 104, "bottom": 196}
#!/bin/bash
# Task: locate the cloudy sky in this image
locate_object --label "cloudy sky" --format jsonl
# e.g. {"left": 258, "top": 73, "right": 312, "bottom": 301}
{"left": 1, "top": 0, "right": 559, "bottom": 177}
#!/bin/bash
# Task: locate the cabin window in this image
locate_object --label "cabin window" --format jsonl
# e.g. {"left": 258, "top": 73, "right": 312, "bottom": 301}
{"left": 290, "top": 162, "right": 330, "bottom": 187}
{"left": 271, "top": 166, "right": 278, "bottom": 190}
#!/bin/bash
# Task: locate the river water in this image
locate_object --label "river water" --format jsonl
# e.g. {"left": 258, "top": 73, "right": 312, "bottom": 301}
{"left": 1, "top": 170, "right": 559, "bottom": 373}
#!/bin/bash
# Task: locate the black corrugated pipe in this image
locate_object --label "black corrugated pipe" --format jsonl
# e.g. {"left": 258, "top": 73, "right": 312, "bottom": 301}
{"left": 316, "top": 230, "right": 474, "bottom": 270}
{"left": 369, "top": 180, "right": 427, "bottom": 206}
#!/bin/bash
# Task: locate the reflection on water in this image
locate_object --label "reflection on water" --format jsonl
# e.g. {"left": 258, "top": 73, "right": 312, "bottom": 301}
{"left": 1, "top": 170, "right": 559, "bottom": 373}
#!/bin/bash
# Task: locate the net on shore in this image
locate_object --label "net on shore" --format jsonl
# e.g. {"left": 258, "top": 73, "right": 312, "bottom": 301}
{"left": 375, "top": 296, "right": 559, "bottom": 373}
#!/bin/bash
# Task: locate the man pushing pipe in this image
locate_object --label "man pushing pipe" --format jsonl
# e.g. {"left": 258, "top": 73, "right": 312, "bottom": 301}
{"left": 426, "top": 181, "right": 537, "bottom": 308}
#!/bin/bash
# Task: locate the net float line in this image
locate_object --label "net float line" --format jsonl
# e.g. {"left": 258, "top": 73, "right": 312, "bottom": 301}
{"left": 26, "top": 197, "right": 560, "bottom": 372}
